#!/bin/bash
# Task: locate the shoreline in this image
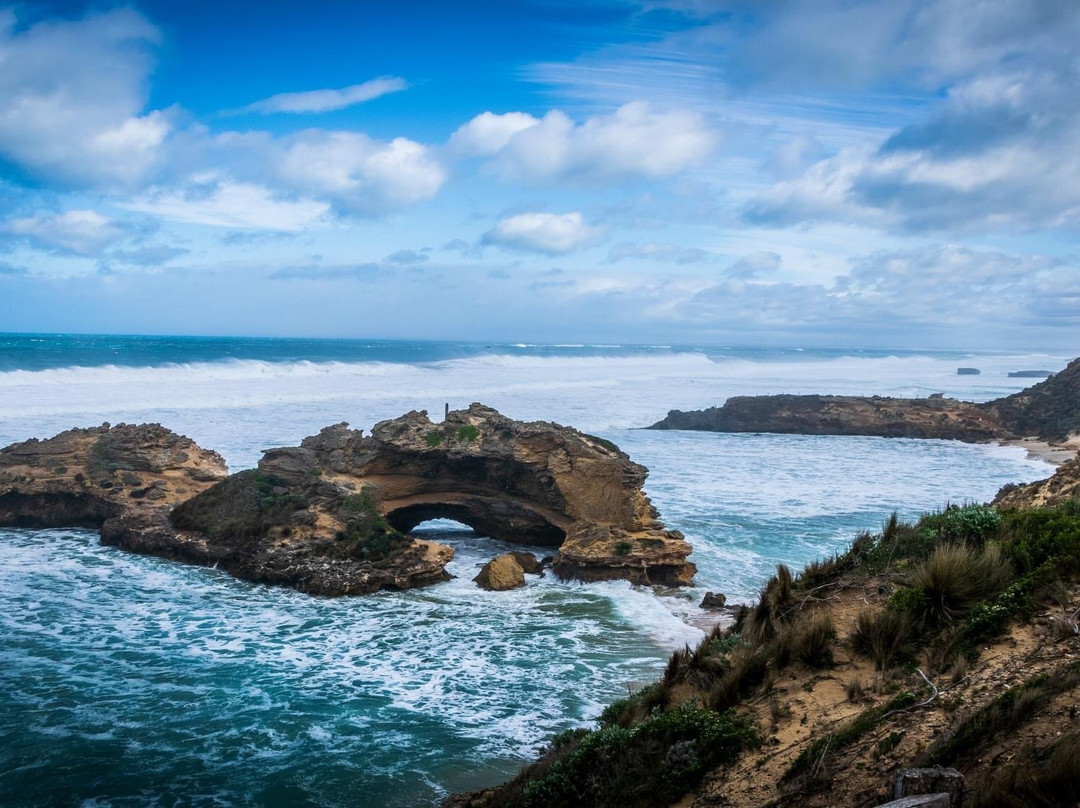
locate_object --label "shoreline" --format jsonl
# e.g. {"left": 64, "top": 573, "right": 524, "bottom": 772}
{"left": 1001, "top": 437, "right": 1079, "bottom": 466}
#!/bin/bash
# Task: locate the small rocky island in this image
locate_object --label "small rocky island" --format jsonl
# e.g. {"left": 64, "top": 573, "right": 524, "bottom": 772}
{"left": 0, "top": 404, "right": 694, "bottom": 594}
{"left": 649, "top": 356, "right": 1080, "bottom": 446}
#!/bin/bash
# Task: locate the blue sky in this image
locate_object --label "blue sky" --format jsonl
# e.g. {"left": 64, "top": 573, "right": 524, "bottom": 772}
{"left": 1, "top": 0, "right": 1078, "bottom": 349}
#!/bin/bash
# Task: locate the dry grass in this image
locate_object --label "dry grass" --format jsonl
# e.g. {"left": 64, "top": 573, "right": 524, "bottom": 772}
{"left": 849, "top": 607, "right": 914, "bottom": 670}
{"left": 911, "top": 543, "right": 1013, "bottom": 625}
{"left": 793, "top": 612, "right": 835, "bottom": 669}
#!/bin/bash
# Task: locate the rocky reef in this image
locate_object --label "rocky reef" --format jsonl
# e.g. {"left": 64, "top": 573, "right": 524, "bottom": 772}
{"left": 0, "top": 404, "right": 694, "bottom": 594}
{"left": 649, "top": 356, "right": 1080, "bottom": 446}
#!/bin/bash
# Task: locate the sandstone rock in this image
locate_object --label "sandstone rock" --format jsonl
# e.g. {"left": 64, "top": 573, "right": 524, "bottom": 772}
{"left": 894, "top": 767, "right": 963, "bottom": 807}
{"left": 0, "top": 423, "right": 227, "bottom": 528}
{"left": 474, "top": 554, "right": 526, "bottom": 590}
{"left": 700, "top": 591, "right": 727, "bottom": 610}
{"left": 0, "top": 404, "right": 694, "bottom": 595}
{"left": 994, "top": 455, "right": 1080, "bottom": 509}
{"left": 508, "top": 551, "right": 541, "bottom": 574}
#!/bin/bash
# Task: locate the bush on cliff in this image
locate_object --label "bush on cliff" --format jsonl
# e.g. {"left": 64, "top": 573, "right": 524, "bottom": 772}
{"left": 170, "top": 470, "right": 309, "bottom": 543}
{"left": 502, "top": 705, "right": 756, "bottom": 808}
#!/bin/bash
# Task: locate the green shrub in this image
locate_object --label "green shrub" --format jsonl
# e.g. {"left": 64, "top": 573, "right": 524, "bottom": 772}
{"left": 614, "top": 541, "right": 633, "bottom": 556}
{"left": 425, "top": 430, "right": 444, "bottom": 447}
{"left": 457, "top": 424, "right": 480, "bottom": 442}
{"left": 515, "top": 705, "right": 755, "bottom": 808}
{"left": 921, "top": 504, "right": 1002, "bottom": 544}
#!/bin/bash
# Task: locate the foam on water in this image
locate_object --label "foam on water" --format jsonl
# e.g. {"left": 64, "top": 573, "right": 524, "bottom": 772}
{"left": 0, "top": 340, "right": 1065, "bottom": 805}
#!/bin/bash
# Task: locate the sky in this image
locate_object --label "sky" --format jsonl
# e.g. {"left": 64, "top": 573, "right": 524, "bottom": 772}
{"left": 0, "top": 0, "right": 1078, "bottom": 349}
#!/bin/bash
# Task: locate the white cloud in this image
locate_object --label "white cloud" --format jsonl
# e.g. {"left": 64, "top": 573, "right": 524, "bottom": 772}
{"left": 455, "top": 102, "right": 716, "bottom": 183}
{"left": 121, "top": 178, "right": 330, "bottom": 231}
{"left": 278, "top": 132, "right": 446, "bottom": 213}
{"left": 240, "top": 76, "right": 408, "bottom": 114}
{"left": 448, "top": 111, "right": 540, "bottom": 155}
{"left": 0, "top": 7, "right": 168, "bottom": 188}
{"left": 3, "top": 210, "right": 128, "bottom": 255}
{"left": 483, "top": 212, "right": 606, "bottom": 254}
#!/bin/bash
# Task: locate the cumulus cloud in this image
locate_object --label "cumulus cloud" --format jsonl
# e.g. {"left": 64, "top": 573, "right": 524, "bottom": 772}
{"left": 2, "top": 210, "right": 130, "bottom": 256}
{"left": 277, "top": 131, "right": 446, "bottom": 213}
{"left": 240, "top": 76, "right": 408, "bottom": 114}
{"left": 0, "top": 7, "right": 168, "bottom": 188}
{"left": 121, "top": 178, "right": 331, "bottom": 231}
{"left": 483, "top": 212, "right": 606, "bottom": 254}
{"left": 452, "top": 102, "right": 716, "bottom": 182}
{"left": 448, "top": 111, "right": 540, "bottom": 155}
{"left": 607, "top": 241, "right": 710, "bottom": 264}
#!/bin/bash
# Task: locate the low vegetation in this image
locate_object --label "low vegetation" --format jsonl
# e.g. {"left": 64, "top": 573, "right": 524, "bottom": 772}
{"left": 458, "top": 498, "right": 1080, "bottom": 807}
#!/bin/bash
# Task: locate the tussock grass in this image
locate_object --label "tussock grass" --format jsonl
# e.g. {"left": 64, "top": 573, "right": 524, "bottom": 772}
{"left": 850, "top": 607, "right": 914, "bottom": 671}
{"left": 909, "top": 543, "right": 1013, "bottom": 626}
{"left": 793, "top": 612, "right": 835, "bottom": 669}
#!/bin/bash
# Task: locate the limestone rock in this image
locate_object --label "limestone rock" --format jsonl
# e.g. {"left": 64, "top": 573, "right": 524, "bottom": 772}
{"left": 474, "top": 554, "right": 526, "bottom": 590}
{"left": 994, "top": 455, "right": 1080, "bottom": 509}
{"left": 0, "top": 404, "right": 695, "bottom": 595}
{"left": 0, "top": 423, "right": 227, "bottom": 528}
{"left": 508, "top": 551, "right": 541, "bottom": 574}
{"left": 876, "top": 796, "right": 951, "bottom": 808}
{"left": 700, "top": 591, "right": 727, "bottom": 610}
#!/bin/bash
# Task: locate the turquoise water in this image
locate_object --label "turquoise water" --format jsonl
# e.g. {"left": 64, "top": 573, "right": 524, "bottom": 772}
{"left": 0, "top": 337, "right": 1065, "bottom": 805}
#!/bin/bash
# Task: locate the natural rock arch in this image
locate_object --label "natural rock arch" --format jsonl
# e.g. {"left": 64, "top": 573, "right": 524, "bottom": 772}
{"left": 0, "top": 405, "right": 696, "bottom": 595}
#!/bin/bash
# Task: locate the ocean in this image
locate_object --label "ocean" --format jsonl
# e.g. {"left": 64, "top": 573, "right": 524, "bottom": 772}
{"left": 0, "top": 334, "right": 1065, "bottom": 806}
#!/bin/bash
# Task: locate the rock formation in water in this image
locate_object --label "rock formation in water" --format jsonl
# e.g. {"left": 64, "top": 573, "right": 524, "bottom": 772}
{"left": 0, "top": 423, "right": 228, "bottom": 527}
{"left": 0, "top": 404, "right": 695, "bottom": 594}
{"left": 649, "top": 356, "right": 1080, "bottom": 446}
{"left": 474, "top": 554, "right": 527, "bottom": 590}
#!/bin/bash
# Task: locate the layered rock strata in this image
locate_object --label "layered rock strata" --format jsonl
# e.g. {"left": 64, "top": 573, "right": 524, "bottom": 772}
{"left": 0, "top": 405, "right": 695, "bottom": 593}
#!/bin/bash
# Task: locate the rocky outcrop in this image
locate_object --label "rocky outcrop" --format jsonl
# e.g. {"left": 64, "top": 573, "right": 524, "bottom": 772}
{"left": 0, "top": 404, "right": 694, "bottom": 593}
{"left": 649, "top": 356, "right": 1080, "bottom": 446}
{"left": 650, "top": 394, "right": 1010, "bottom": 441}
{"left": 0, "top": 423, "right": 227, "bottom": 528}
{"left": 994, "top": 455, "right": 1080, "bottom": 509}
{"left": 984, "top": 356, "right": 1080, "bottom": 442}
{"left": 474, "top": 554, "right": 526, "bottom": 591}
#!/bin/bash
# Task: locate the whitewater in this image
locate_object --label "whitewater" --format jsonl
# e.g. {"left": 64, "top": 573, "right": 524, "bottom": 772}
{"left": 0, "top": 336, "right": 1066, "bottom": 806}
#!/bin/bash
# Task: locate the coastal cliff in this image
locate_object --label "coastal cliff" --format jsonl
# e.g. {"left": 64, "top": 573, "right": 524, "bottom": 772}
{"left": 452, "top": 476, "right": 1080, "bottom": 807}
{"left": 649, "top": 356, "right": 1080, "bottom": 447}
{"left": 0, "top": 404, "right": 694, "bottom": 594}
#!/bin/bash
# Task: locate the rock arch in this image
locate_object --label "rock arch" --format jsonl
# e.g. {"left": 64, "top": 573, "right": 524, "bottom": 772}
{"left": 0, "top": 406, "right": 696, "bottom": 595}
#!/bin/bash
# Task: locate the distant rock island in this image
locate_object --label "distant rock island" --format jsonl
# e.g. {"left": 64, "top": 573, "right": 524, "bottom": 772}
{"left": 650, "top": 356, "right": 1080, "bottom": 446}
{"left": 0, "top": 404, "right": 694, "bottom": 595}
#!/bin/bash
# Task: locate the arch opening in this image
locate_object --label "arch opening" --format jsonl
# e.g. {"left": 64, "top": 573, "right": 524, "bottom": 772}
{"left": 385, "top": 501, "right": 567, "bottom": 547}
